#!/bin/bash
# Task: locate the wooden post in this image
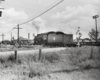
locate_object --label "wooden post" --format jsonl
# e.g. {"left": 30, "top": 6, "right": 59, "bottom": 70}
{"left": 39, "top": 49, "right": 42, "bottom": 61}
{"left": 15, "top": 50, "right": 17, "bottom": 61}
{"left": 90, "top": 46, "right": 93, "bottom": 59}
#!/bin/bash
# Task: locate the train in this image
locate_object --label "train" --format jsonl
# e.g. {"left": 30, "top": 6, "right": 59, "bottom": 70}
{"left": 0, "top": 31, "right": 100, "bottom": 47}
{"left": 34, "top": 31, "right": 100, "bottom": 47}
{"left": 34, "top": 31, "right": 76, "bottom": 47}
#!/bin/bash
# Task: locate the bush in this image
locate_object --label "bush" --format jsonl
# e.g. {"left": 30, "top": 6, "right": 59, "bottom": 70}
{"left": 0, "top": 57, "right": 6, "bottom": 64}
{"left": 7, "top": 55, "right": 16, "bottom": 62}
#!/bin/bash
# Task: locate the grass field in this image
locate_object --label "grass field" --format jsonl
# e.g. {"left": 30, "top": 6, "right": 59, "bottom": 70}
{"left": 0, "top": 44, "right": 44, "bottom": 52}
{"left": 0, "top": 46, "right": 100, "bottom": 80}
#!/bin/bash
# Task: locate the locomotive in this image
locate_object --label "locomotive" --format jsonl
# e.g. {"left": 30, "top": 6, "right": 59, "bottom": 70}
{"left": 34, "top": 31, "right": 76, "bottom": 47}
{"left": 34, "top": 31, "right": 100, "bottom": 47}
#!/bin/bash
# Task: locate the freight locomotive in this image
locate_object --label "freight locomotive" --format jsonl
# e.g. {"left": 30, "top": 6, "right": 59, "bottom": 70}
{"left": 34, "top": 31, "right": 76, "bottom": 47}
{"left": 34, "top": 31, "right": 100, "bottom": 47}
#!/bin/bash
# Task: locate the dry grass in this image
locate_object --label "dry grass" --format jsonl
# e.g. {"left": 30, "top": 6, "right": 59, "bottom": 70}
{"left": 0, "top": 46, "right": 100, "bottom": 80}
{"left": 0, "top": 45, "right": 45, "bottom": 52}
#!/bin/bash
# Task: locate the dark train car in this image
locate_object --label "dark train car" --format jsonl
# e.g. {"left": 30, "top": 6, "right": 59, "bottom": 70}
{"left": 80, "top": 42, "right": 100, "bottom": 46}
{"left": 74, "top": 38, "right": 100, "bottom": 46}
{"left": 47, "top": 31, "right": 64, "bottom": 46}
{"left": 34, "top": 33, "right": 48, "bottom": 45}
{"left": 63, "top": 34, "right": 74, "bottom": 46}
{"left": 34, "top": 31, "right": 74, "bottom": 47}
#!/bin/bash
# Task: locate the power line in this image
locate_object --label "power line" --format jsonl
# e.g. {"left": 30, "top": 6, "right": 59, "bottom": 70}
{"left": 3, "top": 26, "right": 17, "bottom": 34}
{"left": 19, "top": 0, "right": 64, "bottom": 25}
{"left": 19, "top": 0, "right": 89, "bottom": 26}
{"left": 4, "top": 28, "right": 14, "bottom": 34}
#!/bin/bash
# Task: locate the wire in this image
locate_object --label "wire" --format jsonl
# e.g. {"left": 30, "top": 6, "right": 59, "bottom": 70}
{"left": 3, "top": 25, "right": 17, "bottom": 35}
{"left": 19, "top": 0, "right": 64, "bottom": 25}
{"left": 4, "top": 29, "right": 14, "bottom": 34}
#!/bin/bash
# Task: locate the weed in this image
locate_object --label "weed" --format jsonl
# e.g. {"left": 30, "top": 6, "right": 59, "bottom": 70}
{"left": 0, "top": 57, "right": 6, "bottom": 64}
{"left": 7, "top": 55, "right": 16, "bottom": 62}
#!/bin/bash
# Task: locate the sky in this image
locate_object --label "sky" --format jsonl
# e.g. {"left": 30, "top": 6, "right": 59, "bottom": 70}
{"left": 0, "top": 0, "right": 100, "bottom": 41}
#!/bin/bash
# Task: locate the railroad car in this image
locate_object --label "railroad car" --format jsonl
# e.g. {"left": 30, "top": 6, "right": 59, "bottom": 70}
{"left": 34, "top": 33, "right": 48, "bottom": 45}
{"left": 34, "top": 31, "right": 75, "bottom": 47}
{"left": 34, "top": 31, "right": 100, "bottom": 47}
{"left": 74, "top": 38, "right": 100, "bottom": 46}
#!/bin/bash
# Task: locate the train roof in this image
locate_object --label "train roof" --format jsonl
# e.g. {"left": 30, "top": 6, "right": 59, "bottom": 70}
{"left": 56, "top": 31, "right": 64, "bottom": 34}
{"left": 47, "top": 31, "right": 65, "bottom": 34}
{"left": 36, "top": 31, "right": 73, "bottom": 35}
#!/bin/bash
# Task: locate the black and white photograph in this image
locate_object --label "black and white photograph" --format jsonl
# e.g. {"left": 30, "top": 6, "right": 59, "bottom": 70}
{"left": 0, "top": 0, "right": 100, "bottom": 80}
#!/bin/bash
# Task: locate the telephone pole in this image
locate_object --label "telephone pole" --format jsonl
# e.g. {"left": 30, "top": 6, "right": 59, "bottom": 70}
{"left": 14, "top": 24, "right": 22, "bottom": 44}
{"left": 0, "top": 33, "right": 5, "bottom": 41}
{"left": 93, "top": 15, "right": 99, "bottom": 42}
{"left": 28, "top": 33, "right": 30, "bottom": 40}
{"left": 11, "top": 32, "right": 12, "bottom": 41}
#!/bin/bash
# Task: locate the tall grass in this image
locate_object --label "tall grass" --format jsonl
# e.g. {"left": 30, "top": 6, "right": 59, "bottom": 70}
{"left": 0, "top": 46, "right": 100, "bottom": 78}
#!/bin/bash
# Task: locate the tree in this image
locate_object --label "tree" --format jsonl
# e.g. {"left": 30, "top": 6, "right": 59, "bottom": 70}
{"left": 88, "top": 29, "right": 99, "bottom": 41}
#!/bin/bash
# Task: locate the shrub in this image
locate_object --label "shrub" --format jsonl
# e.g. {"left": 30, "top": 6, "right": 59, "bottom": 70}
{"left": 0, "top": 57, "right": 6, "bottom": 64}
{"left": 7, "top": 55, "right": 16, "bottom": 62}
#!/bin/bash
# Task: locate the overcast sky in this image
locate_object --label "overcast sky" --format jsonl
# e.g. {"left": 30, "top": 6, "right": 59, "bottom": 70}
{"left": 0, "top": 0, "right": 100, "bottom": 41}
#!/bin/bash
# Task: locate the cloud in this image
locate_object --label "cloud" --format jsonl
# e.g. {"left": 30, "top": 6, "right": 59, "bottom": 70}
{"left": 50, "top": 3, "right": 100, "bottom": 38}
{"left": 0, "top": 0, "right": 100, "bottom": 41}
{"left": 52, "top": 4, "right": 98, "bottom": 20}
{"left": 2, "top": 8, "right": 28, "bottom": 24}
{"left": 0, "top": 8, "right": 29, "bottom": 41}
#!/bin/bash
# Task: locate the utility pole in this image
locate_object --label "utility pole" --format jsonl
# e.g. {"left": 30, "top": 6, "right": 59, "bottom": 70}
{"left": 11, "top": 32, "right": 12, "bottom": 41}
{"left": 0, "top": 33, "right": 5, "bottom": 41}
{"left": 14, "top": 24, "right": 22, "bottom": 44}
{"left": 93, "top": 15, "right": 99, "bottom": 42}
{"left": 28, "top": 33, "right": 30, "bottom": 40}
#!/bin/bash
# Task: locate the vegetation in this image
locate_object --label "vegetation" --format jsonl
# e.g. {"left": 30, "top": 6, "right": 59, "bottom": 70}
{"left": 88, "top": 29, "right": 99, "bottom": 41}
{"left": 0, "top": 46, "right": 100, "bottom": 80}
